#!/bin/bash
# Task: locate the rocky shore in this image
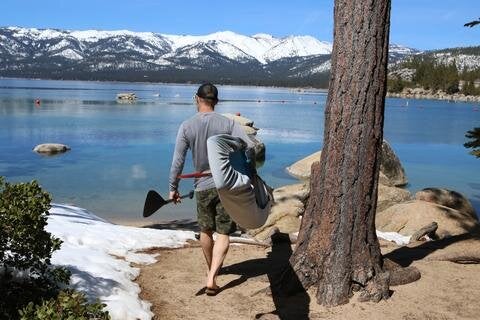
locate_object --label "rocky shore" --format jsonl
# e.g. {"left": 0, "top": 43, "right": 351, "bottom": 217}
{"left": 387, "top": 87, "right": 480, "bottom": 103}
{"left": 246, "top": 140, "right": 480, "bottom": 265}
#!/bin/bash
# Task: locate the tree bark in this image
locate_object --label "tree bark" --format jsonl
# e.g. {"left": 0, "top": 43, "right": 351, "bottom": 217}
{"left": 288, "top": 0, "right": 392, "bottom": 306}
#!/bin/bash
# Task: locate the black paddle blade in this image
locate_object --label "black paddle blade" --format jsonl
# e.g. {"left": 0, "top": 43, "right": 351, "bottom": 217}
{"left": 143, "top": 190, "right": 167, "bottom": 217}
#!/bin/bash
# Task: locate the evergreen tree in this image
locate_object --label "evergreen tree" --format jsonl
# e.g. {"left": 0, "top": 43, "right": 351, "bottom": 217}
{"left": 465, "top": 128, "right": 480, "bottom": 158}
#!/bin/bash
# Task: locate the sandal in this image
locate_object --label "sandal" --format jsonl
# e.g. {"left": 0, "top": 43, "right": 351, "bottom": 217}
{"left": 205, "top": 286, "right": 220, "bottom": 296}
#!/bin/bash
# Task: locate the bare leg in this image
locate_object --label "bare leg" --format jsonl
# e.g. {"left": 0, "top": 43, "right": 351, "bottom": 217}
{"left": 206, "top": 233, "right": 230, "bottom": 289}
{"left": 199, "top": 230, "right": 214, "bottom": 270}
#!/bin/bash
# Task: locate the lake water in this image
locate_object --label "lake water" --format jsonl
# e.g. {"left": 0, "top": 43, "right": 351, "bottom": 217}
{"left": 0, "top": 78, "right": 479, "bottom": 223}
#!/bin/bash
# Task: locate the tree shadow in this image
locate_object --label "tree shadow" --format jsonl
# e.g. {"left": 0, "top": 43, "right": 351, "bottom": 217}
{"left": 140, "top": 219, "right": 200, "bottom": 232}
{"left": 63, "top": 266, "right": 121, "bottom": 300}
{"left": 384, "top": 232, "right": 480, "bottom": 267}
{"left": 220, "top": 232, "right": 310, "bottom": 320}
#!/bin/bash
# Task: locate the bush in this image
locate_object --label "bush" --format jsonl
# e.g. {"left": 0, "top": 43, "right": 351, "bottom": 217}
{"left": 0, "top": 178, "right": 62, "bottom": 277}
{"left": 19, "top": 290, "right": 110, "bottom": 320}
{"left": 0, "top": 177, "right": 109, "bottom": 319}
{"left": 387, "top": 77, "right": 406, "bottom": 93}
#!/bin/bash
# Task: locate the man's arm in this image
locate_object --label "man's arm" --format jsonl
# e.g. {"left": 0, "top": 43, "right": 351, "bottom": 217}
{"left": 169, "top": 123, "right": 188, "bottom": 201}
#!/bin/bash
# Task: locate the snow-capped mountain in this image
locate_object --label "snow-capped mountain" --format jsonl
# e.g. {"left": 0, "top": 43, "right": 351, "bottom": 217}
{"left": 0, "top": 26, "right": 419, "bottom": 87}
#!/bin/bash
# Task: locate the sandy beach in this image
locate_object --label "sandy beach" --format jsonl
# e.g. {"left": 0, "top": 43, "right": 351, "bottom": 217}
{"left": 135, "top": 238, "right": 480, "bottom": 320}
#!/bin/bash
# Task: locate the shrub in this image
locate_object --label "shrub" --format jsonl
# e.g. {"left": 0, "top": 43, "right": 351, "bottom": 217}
{"left": 19, "top": 289, "right": 110, "bottom": 320}
{"left": 0, "top": 178, "right": 62, "bottom": 277}
{"left": 0, "top": 177, "right": 109, "bottom": 319}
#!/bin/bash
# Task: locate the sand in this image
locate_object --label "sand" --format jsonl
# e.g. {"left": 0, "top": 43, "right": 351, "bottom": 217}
{"left": 135, "top": 238, "right": 480, "bottom": 320}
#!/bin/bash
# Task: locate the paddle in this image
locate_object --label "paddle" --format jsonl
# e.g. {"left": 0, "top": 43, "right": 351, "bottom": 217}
{"left": 143, "top": 190, "right": 194, "bottom": 217}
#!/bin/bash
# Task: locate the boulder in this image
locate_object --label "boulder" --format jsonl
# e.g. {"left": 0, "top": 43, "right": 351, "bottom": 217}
{"left": 242, "top": 125, "right": 258, "bottom": 135}
{"left": 286, "top": 141, "right": 407, "bottom": 187}
{"left": 286, "top": 151, "right": 321, "bottom": 180}
{"left": 379, "top": 171, "right": 394, "bottom": 187}
{"left": 222, "top": 113, "right": 254, "bottom": 127}
{"left": 248, "top": 183, "right": 308, "bottom": 241}
{"left": 249, "top": 135, "right": 266, "bottom": 163}
{"left": 253, "top": 216, "right": 301, "bottom": 241}
{"left": 33, "top": 143, "right": 71, "bottom": 154}
{"left": 380, "top": 140, "right": 408, "bottom": 187}
{"left": 221, "top": 113, "right": 264, "bottom": 162}
{"left": 377, "top": 184, "right": 412, "bottom": 213}
{"left": 415, "top": 188, "right": 478, "bottom": 221}
{"left": 376, "top": 200, "right": 480, "bottom": 239}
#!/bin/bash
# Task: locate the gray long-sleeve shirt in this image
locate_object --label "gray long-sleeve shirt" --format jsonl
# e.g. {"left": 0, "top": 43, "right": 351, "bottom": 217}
{"left": 169, "top": 112, "right": 254, "bottom": 192}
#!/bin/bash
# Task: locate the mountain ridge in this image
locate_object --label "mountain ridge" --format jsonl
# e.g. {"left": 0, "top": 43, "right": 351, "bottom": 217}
{"left": 0, "top": 26, "right": 464, "bottom": 88}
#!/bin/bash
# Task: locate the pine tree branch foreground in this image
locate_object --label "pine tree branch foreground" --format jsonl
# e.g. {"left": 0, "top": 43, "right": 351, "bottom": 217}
{"left": 280, "top": 0, "right": 420, "bottom": 306}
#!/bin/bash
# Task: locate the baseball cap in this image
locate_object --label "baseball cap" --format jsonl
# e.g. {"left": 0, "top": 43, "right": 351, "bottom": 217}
{"left": 196, "top": 83, "right": 218, "bottom": 101}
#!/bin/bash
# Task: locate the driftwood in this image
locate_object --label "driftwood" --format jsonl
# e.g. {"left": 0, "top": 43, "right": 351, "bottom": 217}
{"left": 383, "top": 258, "right": 421, "bottom": 286}
{"left": 410, "top": 222, "right": 438, "bottom": 242}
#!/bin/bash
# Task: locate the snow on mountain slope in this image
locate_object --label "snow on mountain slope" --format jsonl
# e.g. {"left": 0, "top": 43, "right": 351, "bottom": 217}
{"left": 264, "top": 36, "right": 332, "bottom": 62}
{"left": 163, "top": 31, "right": 275, "bottom": 63}
{"left": 433, "top": 52, "right": 480, "bottom": 71}
{"left": 162, "top": 31, "right": 330, "bottom": 63}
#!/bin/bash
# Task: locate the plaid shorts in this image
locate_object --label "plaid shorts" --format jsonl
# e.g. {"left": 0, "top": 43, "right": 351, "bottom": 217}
{"left": 196, "top": 188, "right": 236, "bottom": 235}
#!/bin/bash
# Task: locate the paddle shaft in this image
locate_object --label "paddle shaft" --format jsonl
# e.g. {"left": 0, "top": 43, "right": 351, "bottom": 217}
{"left": 177, "top": 172, "right": 211, "bottom": 179}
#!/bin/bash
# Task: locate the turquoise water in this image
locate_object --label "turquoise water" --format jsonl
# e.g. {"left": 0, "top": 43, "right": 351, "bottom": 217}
{"left": 0, "top": 78, "right": 479, "bottom": 222}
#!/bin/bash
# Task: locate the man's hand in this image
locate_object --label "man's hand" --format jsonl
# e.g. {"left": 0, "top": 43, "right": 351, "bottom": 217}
{"left": 169, "top": 190, "right": 181, "bottom": 204}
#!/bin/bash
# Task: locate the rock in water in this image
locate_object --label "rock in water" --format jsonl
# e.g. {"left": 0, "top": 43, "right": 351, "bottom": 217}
{"left": 222, "top": 113, "right": 254, "bottom": 126}
{"left": 286, "top": 140, "right": 407, "bottom": 187}
{"left": 376, "top": 200, "right": 480, "bottom": 239}
{"left": 33, "top": 143, "right": 71, "bottom": 154}
{"left": 285, "top": 151, "right": 322, "bottom": 180}
{"left": 379, "top": 140, "right": 408, "bottom": 187}
{"left": 415, "top": 188, "right": 478, "bottom": 221}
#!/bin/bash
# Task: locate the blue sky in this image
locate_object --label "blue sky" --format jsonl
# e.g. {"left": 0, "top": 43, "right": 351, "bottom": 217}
{"left": 1, "top": 0, "right": 478, "bottom": 50}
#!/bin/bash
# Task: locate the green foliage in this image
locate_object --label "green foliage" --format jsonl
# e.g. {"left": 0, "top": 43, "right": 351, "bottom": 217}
{"left": 0, "top": 177, "right": 109, "bottom": 319}
{"left": 465, "top": 127, "right": 480, "bottom": 158}
{"left": 0, "top": 178, "right": 60, "bottom": 275}
{"left": 402, "top": 57, "right": 460, "bottom": 93}
{"left": 19, "top": 289, "right": 110, "bottom": 320}
{"left": 387, "top": 77, "right": 407, "bottom": 93}
{"left": 393, "top": 53, "right": 480, "bottom": 96}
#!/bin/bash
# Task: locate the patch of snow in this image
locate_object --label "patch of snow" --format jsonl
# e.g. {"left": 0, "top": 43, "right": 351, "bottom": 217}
{"left": 376, "top": 230, "right": 411, "bottom": 246}
{"left": 46, "top": 204, "right": 195, "bottom": 320}
{"left": 53, "top": 48, "right": 83, "bottom": 60}
{"left": 264, "top": 36, "right": 332, "bottom": 62}
{"left": 433, "top": 53, "right": 480, "bottom": 71}
{"left": 148, "top": 57, "right": 172, "bottom": 66}
{"left": 290, "top": 60, "right": 331, "bottom": 77}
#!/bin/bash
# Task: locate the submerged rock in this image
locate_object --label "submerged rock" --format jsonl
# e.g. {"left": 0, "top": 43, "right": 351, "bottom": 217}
{"left": 33, "top": 143, "right": 71, "bottom": 154}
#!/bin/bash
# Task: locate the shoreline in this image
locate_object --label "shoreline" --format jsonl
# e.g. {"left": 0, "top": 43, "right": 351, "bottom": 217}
{"left": 0, "top": 76, "right": 329, "bottom": 92}
{"left": 387, "top": 91, "right": 480, "bottom": 103}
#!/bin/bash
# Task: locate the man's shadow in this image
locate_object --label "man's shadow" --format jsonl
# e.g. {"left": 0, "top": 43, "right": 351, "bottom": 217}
{"left": 219, "top": 232, "right": 310, "bottom": 319}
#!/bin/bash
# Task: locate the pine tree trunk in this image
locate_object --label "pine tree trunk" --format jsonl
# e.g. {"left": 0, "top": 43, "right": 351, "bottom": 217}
{"left": 289, "top": 0, "right": 392, "bottom": 306}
